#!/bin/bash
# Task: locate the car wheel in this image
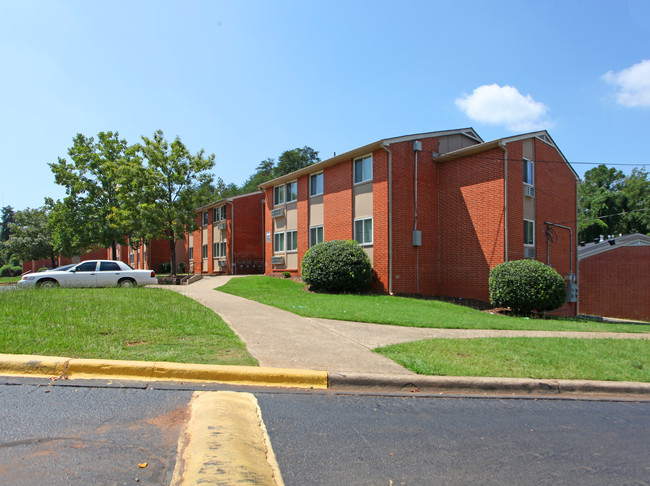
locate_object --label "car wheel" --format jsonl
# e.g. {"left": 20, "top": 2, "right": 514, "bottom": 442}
{"left": 118, "top": 278, "right": 136, "bottom": 288}
{"left": 37, "top": 279, "right": 59, "bottom": 289}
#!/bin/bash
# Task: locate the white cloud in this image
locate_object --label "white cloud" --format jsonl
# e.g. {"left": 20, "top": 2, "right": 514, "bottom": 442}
{"left": 455, "top": 84, "right": 551, "bottom": 132}
{"left": 602, "top": 59, "right": 650, "bottom": 108}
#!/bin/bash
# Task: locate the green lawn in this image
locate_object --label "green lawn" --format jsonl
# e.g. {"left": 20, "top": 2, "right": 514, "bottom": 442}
{"left": 0, "top": 287, "right": 257, "bottom": 366}
{"left": 0, "top": 276, "right": 20, "bottom": 283}
{"left": 219, "top": 276, "right": 649, "bottom": 333}
{"left": 376, "top": 337, "right": 650, "bottom": 382}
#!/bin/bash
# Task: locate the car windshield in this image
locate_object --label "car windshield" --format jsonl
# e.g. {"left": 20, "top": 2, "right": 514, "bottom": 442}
{"left": 53, "top": 264, "right": 75, "bottom": 272}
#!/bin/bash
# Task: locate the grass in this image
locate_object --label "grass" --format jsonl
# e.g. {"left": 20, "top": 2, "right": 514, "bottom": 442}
{"left": 219, "top": 276, "right": 650, "bottom": 333}
{"left": 0, "top": 276, "right": 20, "bottom": 283}
{"left": 375, "top": 337, "right": 650, "bottom": 382}
{"left": 0, "top": 287, "right": 257, "bottom": 366}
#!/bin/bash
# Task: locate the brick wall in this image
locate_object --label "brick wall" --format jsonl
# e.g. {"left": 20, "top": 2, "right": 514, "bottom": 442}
{"left": 438, "top": 148, "right": 506, "bottom": 301}
{"left": 323, "top": 160, "right": 353, "bottom": 240}
{"left": 232, "top": 192, "right": 264, "bottom": 274}
{"left": 579, "top": 247, "right": 650, "bottom": 322}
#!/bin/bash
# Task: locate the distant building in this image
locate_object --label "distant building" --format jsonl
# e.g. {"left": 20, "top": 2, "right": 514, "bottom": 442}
{"left": 578, "top": 233, "right": 650, "bottom": 322}
{"left": 189, "top": 191, "right": 265, "bottom": 275}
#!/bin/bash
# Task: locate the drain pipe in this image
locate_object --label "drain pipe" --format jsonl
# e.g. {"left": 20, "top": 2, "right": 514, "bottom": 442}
{"left": 413, "top": 141, "right": 422, "bottom": 294}
{"left": 499, "top": 141, "right": 509, "bottom": 262}
{"left": 381, "top": 143, "right": 393, "bottom": 295}
{"left": 227, "top": 200, "right": 235, "bottom": 274}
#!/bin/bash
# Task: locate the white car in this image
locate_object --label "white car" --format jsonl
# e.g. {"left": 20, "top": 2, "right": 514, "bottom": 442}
{"left": 17, "top": 260, "right": 158, "bottom": 289}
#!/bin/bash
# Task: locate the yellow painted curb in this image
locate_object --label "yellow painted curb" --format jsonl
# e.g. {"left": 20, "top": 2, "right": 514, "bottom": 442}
{"left": 0, "top": 353, "right": 69, "bottom": 377}
{"left": 171, "top": 391, "right": 284, "bottom": 486}
{"left": 0, "top": 353, "right": 328, "bottom": 389}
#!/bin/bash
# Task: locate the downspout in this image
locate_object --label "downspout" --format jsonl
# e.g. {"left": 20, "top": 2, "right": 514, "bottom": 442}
{"left": 227, "top": 200, "right": 235, "bottom": 275}
{"left": 499, "top": 141, "right": 509, "bottom": 262}
{"left": 381, "top": 143, "right": 393, "bottom": 295}
{"left": 413, "top": 141, "right": 422, "bottom": 294}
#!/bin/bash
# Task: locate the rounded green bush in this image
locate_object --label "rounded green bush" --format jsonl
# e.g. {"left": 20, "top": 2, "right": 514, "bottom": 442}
{"left": 301, "top": 240, "right": 373, "bottom": 292}
{"left": 489, "top": 259, "right": 566, "bottom": 314}
{"left": 0, "top": 264, "right": 23, "bottom": 277}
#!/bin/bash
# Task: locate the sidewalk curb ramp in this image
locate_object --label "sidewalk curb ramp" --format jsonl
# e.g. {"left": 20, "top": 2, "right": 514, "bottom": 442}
{"left": 1, "top": 353, "right": 649, "bottom": 397}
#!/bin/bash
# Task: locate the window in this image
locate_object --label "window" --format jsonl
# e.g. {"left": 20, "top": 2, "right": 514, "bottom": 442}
{"left": 75, "top": 261, "right": 97, "bottom": 272}
{"left": 188, "top": 247, "right": 193, "bottom": 260}
{"left": 213, "top": 205, "right": 226, "bottom": 221}
{"left": 99, "top": 261, "right": 121, "bottom": 271}
{"left": 286, "top": 181, "right": 298, "bottom": 202}
{"left": 202, "top": 211, "right": 208, "bottom": 226}
{"left": 274, "top": 185, "right": 285, "bottom": 205}
{"left": 213, "top": 241, "right": 226, "bottom": 257}
{"left": 309, "top": 226, "right": 324, "bottom": 247}
{"left": 202, "top": 244, "right": 208, "bottom": 259}
{"left": 354, "top": 155, "right": 373, "bottom": 184}
{"left": 310, "top": 173, "right": 323, "bottom": 196}
{"left": 274, "top": 232, "right": 285, "bottom": 252}
{"left": 220, "top": 242, "right": 226, "bottom": 257}
{"left": 286, "top": 230, "right": 298, "bottom": 251}
{"left": 523, "top": 159, "right": 534, "bottom": 186}
{"left": 212, "top": 242, "right": 218, "bottom": 257}
{"left": 354, "top": 218, "right": 373, "bottom": 245}
{"left": 524, "top": 220, "right": 534, "bottom": 246}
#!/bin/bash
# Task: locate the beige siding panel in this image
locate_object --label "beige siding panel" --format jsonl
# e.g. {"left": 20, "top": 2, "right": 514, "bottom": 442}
{"left": 286, "top": 253, "right": 298, "bottom": 269}
{"left": 354, "top": 182, "right": 373, "bottom": 219}
{"left": 286, "top": 204, "right": 298, "bottom": 229}
{"left": 310, "top": 197, "right": 324, "bottom": 226}
{"left": 439, "top": 134, "right": 481, "bottom": 154}
{"left": 524, "top": 195, "right": 535, "bottom": 220}
{"left": 523, "top": 139, "right": 535, "bottom": 161}
{"left": 273, "top": 216, "right": 287, "bottom": 232}
{"left": 364, "top": 246, "right": 373, "bottom": 264}
{"left": 202, "top": 227, "right": 208, "bottom": 242}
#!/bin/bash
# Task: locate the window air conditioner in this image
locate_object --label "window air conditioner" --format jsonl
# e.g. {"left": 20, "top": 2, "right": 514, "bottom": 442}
{"left": 524, "top": 186, "right": 535, "bottom": 198}
{"left": 271, "top": 256, "right": 284, "bottom": 265}
{"left": 524, "top": 247, "right": 536, "bottom": 259}
{"left": 271, "top": 208, "right": 285, "bottom": 218}
{"left": 217, "top": 222, "right": 227, "bottom": 230}
{"left": 217, "top": 259, "right": 227, "bottom": 267}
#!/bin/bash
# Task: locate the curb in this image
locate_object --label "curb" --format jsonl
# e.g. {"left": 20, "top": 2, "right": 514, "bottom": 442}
{"left": 0, "top": 354, "right": 328, "bottom": 389}
{"left": 328, "top": 371, "right": 650, "bottom": 397}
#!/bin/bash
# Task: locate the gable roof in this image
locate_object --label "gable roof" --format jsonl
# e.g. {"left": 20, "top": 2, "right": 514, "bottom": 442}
{"left": 434, "top": 130, "right": 578, "bottom": 180}
{"left": 578, "top": 233, "right": 650, "bottom": 260}
{"left": 258, "top": 128, "right": 483, "bottom": 189}
{"left": 195, "top": 190, "right": 263, "bottom": 213}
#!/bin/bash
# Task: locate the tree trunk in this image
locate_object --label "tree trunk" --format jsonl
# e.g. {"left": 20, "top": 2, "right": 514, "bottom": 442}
{"left": 169, "top": 235, "right": 177, "bottom": 277}
{"left": 111, "top": 240, "right": 117, "bottom": 260}
{"left": 50, "top": 251, "right": 57, "bottom": 269}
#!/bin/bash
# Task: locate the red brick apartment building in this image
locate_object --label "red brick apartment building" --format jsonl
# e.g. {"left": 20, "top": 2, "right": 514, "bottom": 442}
{"left": 127, "top": 239, "right": 188, "bottom": 273}
{"left": 189, "top": 191, "right": 265, "bottom": 275}
{"left": 578, "top": 233, "right": 650, "bottom": 322}
{"left": 22, "top": 246, "right": 129, "bottom": 273}
{"left": 259, "top": 128, "right": 579, "bottom": 315}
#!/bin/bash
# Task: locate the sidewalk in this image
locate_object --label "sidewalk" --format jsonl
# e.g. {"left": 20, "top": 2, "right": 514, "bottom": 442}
{"left": 162, "top": 276, "right": 649, "bottom": 373}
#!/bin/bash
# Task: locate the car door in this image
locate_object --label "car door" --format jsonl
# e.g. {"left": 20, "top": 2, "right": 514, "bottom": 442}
{"left": 96, "top": 261, "right": 123, "bottom": 287}
{"left": 69, "top": 261, "right": 99, "bottom": 287}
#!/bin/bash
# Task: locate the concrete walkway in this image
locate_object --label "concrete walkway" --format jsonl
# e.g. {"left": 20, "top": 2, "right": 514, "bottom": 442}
{"left": 161, "top": 276, "right": 649, "bottom": 375}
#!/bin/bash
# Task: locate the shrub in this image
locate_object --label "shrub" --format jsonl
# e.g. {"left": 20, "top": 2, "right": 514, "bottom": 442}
{"left": 38, "top": 267, "right": 49, "bottom": 272}
{"left": 158, "top": 262, "right": 171, "bottom": 274}
{"left": 301, "top": 240, "right": 372, "bottom": 293}
{"left": 1, "top": 265, "right": 22, "bottom": 277}
{"left": 282, "top": 271, "right": 291, "bottom": 278}
{"left": 489, "top": 259, "right": 566, "bottom": 315}
{"left": 178, "top": 262, "right": 186, "bottom": 274}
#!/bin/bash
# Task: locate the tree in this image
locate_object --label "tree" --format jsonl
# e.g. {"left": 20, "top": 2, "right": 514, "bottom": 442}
{"left": 138, "top": 130, "right": 215, "bottom": 276}
{"left": 274, "top": 146, "right": 319, "bottom": 177}
{"left": 1, "top": 206, "right": 15, "bottom": 242}
{"left": 49, "top": 132, "right": 138, "bottom": 257}
{"left": 4, "top": 207, "right": 57, "bottom": 267}
{"left": 239, "top": 158, "right": 277, "bottom": 193}
{"left": 578, "top": 164, "right": 650, "bottom": 242}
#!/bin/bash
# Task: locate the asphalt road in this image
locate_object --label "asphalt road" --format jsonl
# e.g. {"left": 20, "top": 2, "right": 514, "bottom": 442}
{"left": 1, "top": 380, "right": 649, "bottom": 485}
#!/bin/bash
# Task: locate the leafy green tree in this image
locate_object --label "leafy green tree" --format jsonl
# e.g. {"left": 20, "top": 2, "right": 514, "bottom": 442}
{"left": 274, "top": 146, "right": 319, "bottom": 177}
{"left": 240, "top": 158, "right": 276, "bottom": 193}
{"left": 578, "top": 164, "right": 650, "bottom": 241}
{"left": 49, "top": 132, "right": 138, "bottom": 257}
{"left": 137, "top": 130, "right": 215, "bottom": 275}
{"left": 4, "top": 207, "right": 57, "bottom": 267}
{"left": 1, "top": 206, "right": 15, "bottom": 242}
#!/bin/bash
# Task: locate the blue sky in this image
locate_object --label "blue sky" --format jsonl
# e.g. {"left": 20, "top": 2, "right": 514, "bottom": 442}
{"left": 2, "top": 0, "right": 649, "bottom": 211}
